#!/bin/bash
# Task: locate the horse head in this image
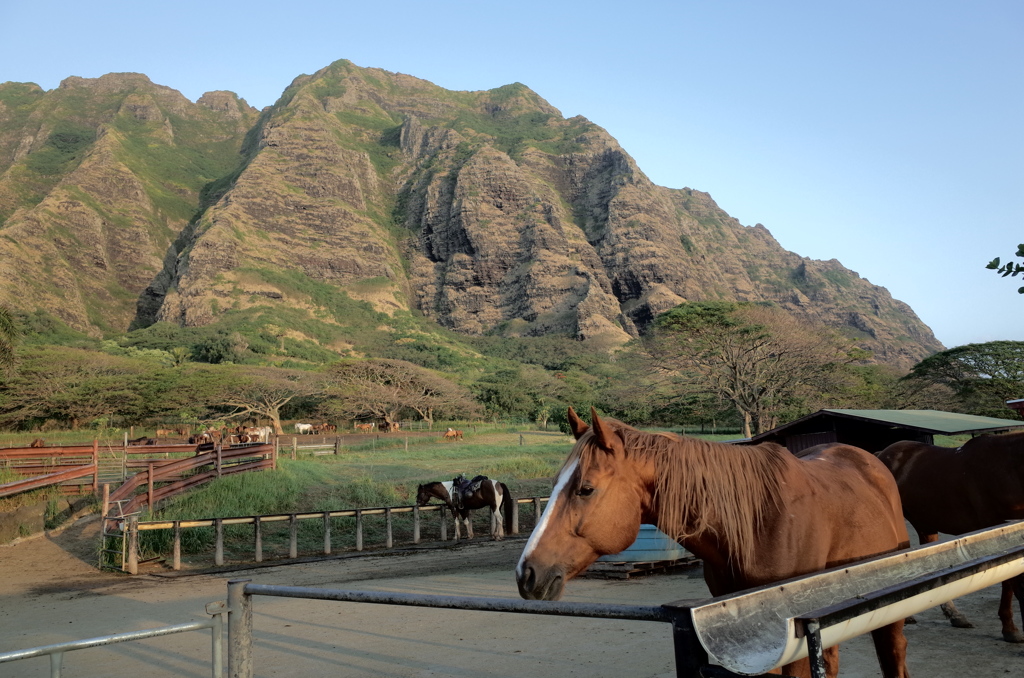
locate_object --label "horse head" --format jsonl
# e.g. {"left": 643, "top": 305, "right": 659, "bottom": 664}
{"left": 415, "top": 483, "right": 438, "bottom": 507}
{"left": 516, "top": 407, "right": 649, "bottom": 601}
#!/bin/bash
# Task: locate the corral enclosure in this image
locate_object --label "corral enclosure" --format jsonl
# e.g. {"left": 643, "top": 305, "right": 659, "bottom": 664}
{"left": 2, "top": 520, "right": 1023, "bottom": 678}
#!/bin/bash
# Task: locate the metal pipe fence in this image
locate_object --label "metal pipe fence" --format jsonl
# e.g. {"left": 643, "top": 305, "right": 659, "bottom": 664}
{"left": 222, "top": 532, "right": 1024, "bottom": 678}
{"left": 0, "top": 605, "right": 226, "bottom": 678}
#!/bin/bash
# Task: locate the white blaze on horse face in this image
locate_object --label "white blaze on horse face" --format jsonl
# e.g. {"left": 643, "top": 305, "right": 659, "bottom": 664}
{"left": 517, "top": 459, "right": 578, "bottom": 578}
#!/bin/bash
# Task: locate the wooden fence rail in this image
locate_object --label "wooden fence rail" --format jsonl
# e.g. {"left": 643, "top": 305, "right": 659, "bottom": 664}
{"left": 0, "top": 463, "right": 98, "bottom": 498}
{"left": 0, "top": 441, "right": 100, "bottom": 496}
{"left": 124, "top": 495, "right": 549, "bottom": 573}
{"left": 107, "top": 444, "right": 275, "bottom": 517}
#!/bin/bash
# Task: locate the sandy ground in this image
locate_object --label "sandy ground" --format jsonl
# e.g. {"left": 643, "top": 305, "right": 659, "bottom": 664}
{"left": 1, "top": 515, "right": 1023, "bottom": 677}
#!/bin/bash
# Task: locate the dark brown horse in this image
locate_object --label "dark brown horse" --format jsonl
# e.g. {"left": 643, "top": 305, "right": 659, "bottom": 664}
{"left": 878, "top": 431, "right": 1024, "bottom": 642}
{"left": 516, "top": 408, "right": 911, "bottom": 678}
{"left": 416, "top": 477, "right": 513, "bottom": 541}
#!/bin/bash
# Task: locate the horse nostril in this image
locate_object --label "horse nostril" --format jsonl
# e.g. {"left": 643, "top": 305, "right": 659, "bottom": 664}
{"left": 523, "top": 565, "right": 536, "bottom": 590}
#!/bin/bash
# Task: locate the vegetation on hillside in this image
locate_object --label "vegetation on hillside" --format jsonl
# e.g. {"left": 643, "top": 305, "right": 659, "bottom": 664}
{"left": 2, "top": 297, "right": 1014, "bottom": 438}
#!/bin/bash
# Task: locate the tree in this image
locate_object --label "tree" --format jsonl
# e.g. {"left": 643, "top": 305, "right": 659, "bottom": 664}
{"left": 644, "top": 302, "right": 855, "bottom": 438}
{"left": 0, "top": 347, "right": 153, "bottom": 429}
{"left": 986, "top": 244, "right": 1024, "bottom": 293}
{"left": 211, "top": 367, "right": 324, "bottom": 434}
{"left": 0, "top": 304, "right": 21, "bottom": 377}
{"left": 320, "top": 359, "right": 480, "bottom": 428}
{"left": 905, "top": 341, "right": 1024, "bottom": 418}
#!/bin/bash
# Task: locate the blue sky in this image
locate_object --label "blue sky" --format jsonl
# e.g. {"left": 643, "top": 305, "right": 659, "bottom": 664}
{"left": 1, "top": 0, "right": 1021, "bottom": 349}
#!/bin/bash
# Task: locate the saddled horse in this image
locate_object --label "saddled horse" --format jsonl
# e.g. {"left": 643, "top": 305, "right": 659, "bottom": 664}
{"left": 878, "top": 431, "right": 1024, "bottom": 642}
{"left": 416, "top": 477, "right": 514, "bottom": 541}
{"left": 516, "top": 408, "right": 910, "bottom": 678}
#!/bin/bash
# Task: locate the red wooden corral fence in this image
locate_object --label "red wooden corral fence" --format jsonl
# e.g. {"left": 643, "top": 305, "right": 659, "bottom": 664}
{"left": 0, "top": 442, "right": 99, "bottom": 498}
{"left": 107, "top": 443, "right": 276, "bottom": 516}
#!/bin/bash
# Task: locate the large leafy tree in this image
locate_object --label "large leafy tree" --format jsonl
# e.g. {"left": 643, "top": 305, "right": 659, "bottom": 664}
{"left": 0, "top": 347, "right": 154, "bottom": 429}
{"left": 211, "top": 367, "right": 324, "bottom": 434}
{"left": 320, "top": 359, "right": 480, "bottom": 428}
{"left": 906, "top": 341, "right": 1024, "bottom": 418}
{"left": 644, "top": 302, "right": 855, "bottom": 437}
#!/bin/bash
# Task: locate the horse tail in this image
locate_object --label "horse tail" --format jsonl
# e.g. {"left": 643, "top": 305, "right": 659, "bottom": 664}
{"left": 499, "top": 482, "right": 514, "bottom": 533}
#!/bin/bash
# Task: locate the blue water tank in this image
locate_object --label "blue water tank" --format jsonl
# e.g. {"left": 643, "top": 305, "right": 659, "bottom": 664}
{"left": 597, "top": 524, "right": 691, "bottom": 563}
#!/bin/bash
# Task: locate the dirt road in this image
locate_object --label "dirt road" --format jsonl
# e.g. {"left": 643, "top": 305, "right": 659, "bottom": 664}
{"left": 1, "top": 515, "right": 1022, "bottom": 677}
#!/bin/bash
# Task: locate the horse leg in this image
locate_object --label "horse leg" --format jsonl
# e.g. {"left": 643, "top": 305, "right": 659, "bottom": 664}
{"left": 451, "top": 509, "right": 461, "bottom": 541}
{"left": 999, "top": 575, "right": 1024, "bottom": 642}
{"left": 493, "top": 506, "right": 504, "bottom": 541}
{"left": 464, "top": 514, "right": 474, "bottom": 540}
{"left": 870, "top": 620, "right": 910, "bottom": 678}
{"left": 779, "top": 646, "right": 838, "bottom": 678}
{"left": 917, "top": 531, "right": 973, "bottom": 628}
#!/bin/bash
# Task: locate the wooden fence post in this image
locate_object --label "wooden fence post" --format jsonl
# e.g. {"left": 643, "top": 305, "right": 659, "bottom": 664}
{"left": 289, "top": 514, "right": 298, "bottom": 559}
{"left": 291, "top": 437, "right": 297, "bottom": 460}
{"left": 385, "top": 508, "right": 393, "bottom": 549}
{"left": 147, "top": 463, "right": 155, "bottom": 510}
{"left": 215, "top": 518, "right": 224, "bottom": 566}
{"left": 440, "top": 507, "right": 447, "bottom": 541}
{"left": 273, "top": 438, "right": 279, "bottom": 470}
{"left": 92, "top": 439, "right": 99, "bottom": 494}
{"left": 173, "top": 521, "right": 181, "bottom": 571}
{"left": 254, "top": 517, "right": 262, "bottom": 563}
{"left": 355, "top": 510, "right": 363, "bottom": 551}
{"left": 323, "top": 512, "right": 331, "bottom": 554}
{"left": 216, "top": 445, "right": 222, "bottom": 478}
{"left": 413, "top": 505, "right": 421, "bottom": 544}
{"left": 512, "top": 499, "right": 519, "bottom": 535}
{"left": 101, "top": 483, "right": 109, "bottom": 519}
{"left": 127, "top": 515, "right": 139, "bottom": 575}
{"left": 334, "top": 438, "right": 340, "bottom": 455}
{"left": 534, "top": 497, "right": 542, "bottom": 524}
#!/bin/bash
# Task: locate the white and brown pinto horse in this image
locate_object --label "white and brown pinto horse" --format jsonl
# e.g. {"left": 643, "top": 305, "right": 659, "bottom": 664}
{"left": 517, "top": 408, "right": 911, "bottom": 678}
{"left": 878, "top": 431, "right": 1024, "bottom": 642}
{"left": 416, "top": 478, "right": 513, "bottom": 541}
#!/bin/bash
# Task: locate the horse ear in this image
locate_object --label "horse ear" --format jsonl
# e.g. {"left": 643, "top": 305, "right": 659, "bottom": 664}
{"left": 567, "top": 407, "right": 589, "bottom": 439}
{"left": 590, "top": 407, "right": 619, "bottom": 454}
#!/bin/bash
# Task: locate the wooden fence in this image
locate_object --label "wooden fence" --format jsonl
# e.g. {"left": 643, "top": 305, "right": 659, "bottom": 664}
{"left": 0, "top": 442, "right": 99, "bottom": 498}
{"left": 107, "top": 443, "right": 275, "bottom": 517}
{"left": 122, "top": 496, "right": 550, "bottom": 573}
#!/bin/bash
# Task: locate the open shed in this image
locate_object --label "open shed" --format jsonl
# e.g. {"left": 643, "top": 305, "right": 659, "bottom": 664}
{"left": 743, "top": 409, "right": 1024, "bottom": 455}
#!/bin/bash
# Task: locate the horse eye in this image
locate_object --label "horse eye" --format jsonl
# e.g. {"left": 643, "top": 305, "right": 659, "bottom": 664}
{"left": 576, "top": 485, "right": 595, "bottom": 497}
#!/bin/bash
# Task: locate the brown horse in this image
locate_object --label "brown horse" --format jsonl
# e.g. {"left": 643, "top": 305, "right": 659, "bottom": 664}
{"left": 878, "top": 431, "right": 1024, "bottom": 642}
{"left": 516, "top": 408, "right": 911, "bottom": 678}
{"left": 416, "top": 477, "right": 513, "bottom": 541}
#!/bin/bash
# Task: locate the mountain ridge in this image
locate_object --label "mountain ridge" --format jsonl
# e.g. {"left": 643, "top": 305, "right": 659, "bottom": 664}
{"left": 0, "top": 61, "right": 943, "bottom": 368}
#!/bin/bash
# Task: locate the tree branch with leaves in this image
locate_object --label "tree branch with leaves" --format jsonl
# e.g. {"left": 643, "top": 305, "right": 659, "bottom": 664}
{"left": 987, "top": 244, "right": 1024, "bottom": 293}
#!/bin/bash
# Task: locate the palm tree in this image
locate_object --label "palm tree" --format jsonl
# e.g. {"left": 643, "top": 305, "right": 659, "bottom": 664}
{"left": 0, "top": 304, "right": 20, "bottom": 375}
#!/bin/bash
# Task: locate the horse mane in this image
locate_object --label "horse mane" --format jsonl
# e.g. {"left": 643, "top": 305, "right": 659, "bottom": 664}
{"left": 572, "top": 421, "right": 789, "bottom": 570}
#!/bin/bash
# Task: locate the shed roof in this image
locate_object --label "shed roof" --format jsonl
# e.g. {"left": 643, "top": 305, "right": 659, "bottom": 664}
{"left": 749, "top": 409, "right": 1023, "bottom": 442}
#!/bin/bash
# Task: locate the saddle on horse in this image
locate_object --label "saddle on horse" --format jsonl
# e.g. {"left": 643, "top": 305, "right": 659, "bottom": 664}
{"left": 452, "top": 473, "right": 488, "bottom": 509}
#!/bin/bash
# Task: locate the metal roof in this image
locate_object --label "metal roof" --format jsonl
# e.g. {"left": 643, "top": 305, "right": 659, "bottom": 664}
{"left": 820, "top": 409, "right": 1023, "bottom": 435}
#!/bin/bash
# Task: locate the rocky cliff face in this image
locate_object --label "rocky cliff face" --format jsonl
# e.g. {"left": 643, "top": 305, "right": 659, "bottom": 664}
{"left": 0, "top": 62, "right": 943, "bottom": 367}
{"left": 0, "top": 74, "right": 257, "bottom": 333}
